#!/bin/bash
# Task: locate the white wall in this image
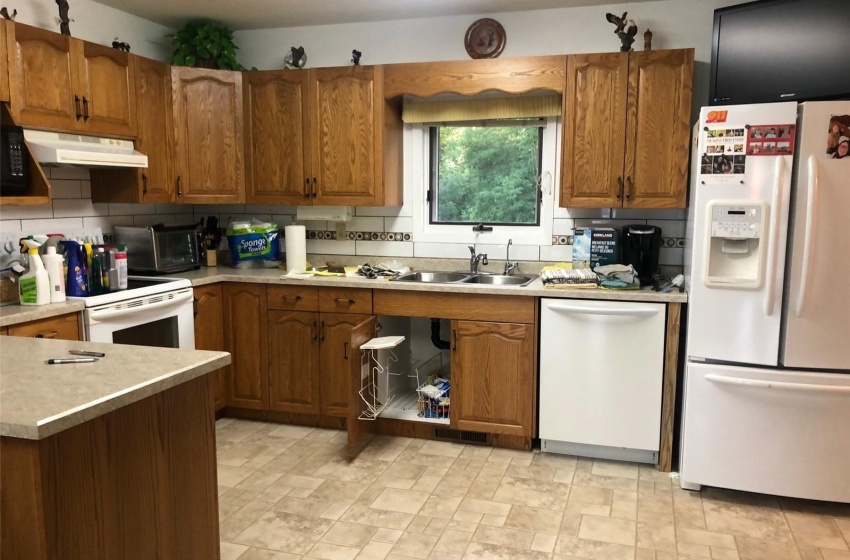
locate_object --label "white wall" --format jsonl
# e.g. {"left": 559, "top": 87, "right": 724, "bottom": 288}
{"left": 234, "top": 0, "right": 739, "bottom": 69}
{"left": 11, "top": 0, "right": 173, "bottom": 60}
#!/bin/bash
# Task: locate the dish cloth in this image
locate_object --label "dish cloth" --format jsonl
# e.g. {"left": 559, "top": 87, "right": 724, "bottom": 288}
{"left": 541, "top": 267, "right": 600, "bottom": 287}
{"left": 593, "top": 264, "right": 640, "bottom": 289}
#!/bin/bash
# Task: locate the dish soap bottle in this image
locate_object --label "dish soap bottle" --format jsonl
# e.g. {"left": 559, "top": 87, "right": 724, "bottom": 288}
{"left": 19, "top": 240, "right": 50, "bottom": 306}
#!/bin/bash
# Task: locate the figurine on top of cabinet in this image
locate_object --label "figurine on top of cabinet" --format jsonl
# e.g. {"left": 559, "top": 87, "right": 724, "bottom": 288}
{"left": 605, "top": 11, "right": 638, "bottom": 52}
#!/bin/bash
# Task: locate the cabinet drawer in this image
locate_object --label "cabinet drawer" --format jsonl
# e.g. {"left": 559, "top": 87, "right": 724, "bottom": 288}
{"left": 268, "top": 285, "right": 319, "bottom": 311}
{"left": 8, "top": 313, "right": 81, "bottom": 340}
{"left": 319, "top": 288, "right": 372, "bottom": 314}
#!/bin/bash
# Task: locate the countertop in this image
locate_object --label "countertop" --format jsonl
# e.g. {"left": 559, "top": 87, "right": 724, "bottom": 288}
{"left": 0, "top": 267, "right": 686, "bottom": 326}
{"left": 0, "top": 337, "right": 230, "bottom": 440}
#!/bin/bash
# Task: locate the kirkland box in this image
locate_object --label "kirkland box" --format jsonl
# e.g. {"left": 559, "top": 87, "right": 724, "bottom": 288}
{"left": 572, "top": 228, "right": 619, "bottom": 268}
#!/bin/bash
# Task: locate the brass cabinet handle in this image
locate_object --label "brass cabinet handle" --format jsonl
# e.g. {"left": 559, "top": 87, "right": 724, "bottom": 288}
{"left": 335, "top": 297, "right": 355, "bottom": 305}
{"left": 177, "top": 175, "right": 183, "bottom": 197}
{"left": 312, "top": 320, "right": 318, "bottom": 342}
{"left": 35, "top": 330, "right": 59, "bottom": 339}
{"left": 74, "top": 95, "right": 82, "bottom": 121}
{"left": 320, "top": 320, "right": 325, "bottom": 342}
{"left": 304, "top": 178, "right": 310, "bottom": 198}
{"left": 141, "top": 172, "right": 148, "bottom": 195}
{"left": 82, "top": 96, "right": 90, "bottom": 122}
{"left": 625, "top": 176, "right": 633, "bottom": 201}
{"left": 343, "top": 342, "right": 349, "bottom": 360}
{"left": 616, "top": 176, "right": 624, "bottom": 200}
{"left": 451, "top": 329, "right": 457, "bottom": 351}
{"left": 283, "top": 295, "right": 303, "bottom": 301}
{"left": 312, "top": 177, "right": 317, "bottom": 198}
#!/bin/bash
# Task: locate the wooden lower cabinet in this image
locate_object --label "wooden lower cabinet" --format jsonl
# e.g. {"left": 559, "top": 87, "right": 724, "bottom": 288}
{"left": 451, "top": 320, "right": 536, "bottom": 437}
{"left": 268, "top": 310, "right": 321, "bottom": 414}
{"left": 193, "top": 285, "right": 228, "bottom": 411}
{"left": 320, "top": 313, "right": 373, "bottom": 417}
{"left": 7, "top": 312, "right": 81, "bottom": 341}
{"left": 223, "top": 283, "right": 268, "bottom": 409}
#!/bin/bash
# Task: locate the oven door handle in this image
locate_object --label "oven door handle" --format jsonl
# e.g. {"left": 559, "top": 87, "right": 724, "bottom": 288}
{"left": 88, "top": 292, "right": 194, "bottom": 322}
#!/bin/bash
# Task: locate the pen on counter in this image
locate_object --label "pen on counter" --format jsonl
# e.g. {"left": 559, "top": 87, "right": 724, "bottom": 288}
{"left": 46, "top": 358, "right": 99, "bottom": 365}
{"left": 69, "top": 350, "right": 106, "bottom": 358}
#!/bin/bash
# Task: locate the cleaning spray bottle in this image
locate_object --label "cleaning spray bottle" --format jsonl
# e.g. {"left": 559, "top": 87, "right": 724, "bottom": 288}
{"left": 60, "top": 240, "right": 88, "bottom": 297}
{"left": 19, "top": 240, "right": 50, "bottom": 306}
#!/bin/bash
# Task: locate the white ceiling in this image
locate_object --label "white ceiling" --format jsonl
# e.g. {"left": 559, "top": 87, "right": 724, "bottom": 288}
{"left": 91, "top": 0, "right": 657, "bottom": 31}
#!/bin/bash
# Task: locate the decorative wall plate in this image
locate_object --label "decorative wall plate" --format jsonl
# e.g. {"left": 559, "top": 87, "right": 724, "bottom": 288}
{"left": 464, "top": 18, "right": 506, "bottom": 59}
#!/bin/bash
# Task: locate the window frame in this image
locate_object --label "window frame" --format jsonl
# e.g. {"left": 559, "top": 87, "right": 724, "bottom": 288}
{"left": 427, "top": 122, "right": 545, "bottom": 227}
{"left": 409, "top": 118, "right": 559, "bottom": 246}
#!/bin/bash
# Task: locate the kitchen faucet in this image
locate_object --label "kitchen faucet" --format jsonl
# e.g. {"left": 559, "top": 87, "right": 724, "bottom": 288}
{"left": 468, "top": 245, "right": 488, "bottom": 274}
{"left": 504, "top": 239, "right": 518, "bottom": 276}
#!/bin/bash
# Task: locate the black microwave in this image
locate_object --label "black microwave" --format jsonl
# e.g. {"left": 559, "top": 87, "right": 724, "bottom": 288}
{"left": 1, "top": 126, "right": 28, "bottom": 195}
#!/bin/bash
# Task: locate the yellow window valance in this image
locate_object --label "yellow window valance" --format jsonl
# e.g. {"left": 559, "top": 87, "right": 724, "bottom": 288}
{"left": 402, "top": 94, "right": 562, "bottom": 124}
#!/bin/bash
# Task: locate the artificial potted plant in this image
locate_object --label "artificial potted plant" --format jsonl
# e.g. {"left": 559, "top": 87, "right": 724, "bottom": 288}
{"left": 170, "top": 20, "right": 250, "bottom": 70}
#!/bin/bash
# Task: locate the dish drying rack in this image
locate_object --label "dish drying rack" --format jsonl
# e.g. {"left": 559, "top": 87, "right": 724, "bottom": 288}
{"left": 357, "top": 336, "right": 405, "bottom": 420}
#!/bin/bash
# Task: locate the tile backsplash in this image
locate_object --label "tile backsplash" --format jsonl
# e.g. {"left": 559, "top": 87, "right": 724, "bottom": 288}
{"left": 0, "top": 167, "right": 686, "bottom": 268}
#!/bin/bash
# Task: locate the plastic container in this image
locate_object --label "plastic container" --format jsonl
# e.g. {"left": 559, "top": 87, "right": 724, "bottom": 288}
{"left": 41, "top": 245, "right": 66, "bottom": 303}
{"left": 115, "top": 245, "right": 128, "bottom": 290}
{"left": 61, "top": 240, "right": 88, "bottom": 297}
{"left": 89, "top": 253, "right": 104, "bottom": 296}
{"left": 19, "top": 243, "right": 50, "bottom": 306}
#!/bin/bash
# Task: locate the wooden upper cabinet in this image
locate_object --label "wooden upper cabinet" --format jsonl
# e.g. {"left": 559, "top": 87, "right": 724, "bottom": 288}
{"left": 76, "top": 41, "right": 136, "bottom": 137}
{"left": 624, "top": 49, "right": 693, "bottom": 208}
{"left": 90, "top": 56, "right": 173, "bottom": 203}
{"left": 311, "top": 66, "right": 402, "bottom": 207}
{"left": 172, "top": 67, "right": 244, "bottom": 204}
{"left": 0, "top": 21, "right": 10, "bottom": 102}
{"left": 244, "top": 70, "right": 310, "bottom": 205}
{"left": 451, "top": 320, "right": 535, "bottom": 437}
{"left": 268, "top": 310, "right": 321, "bottom": 414}
{"left": 561, "top": 52, "right": 629, "bottom": 208}
{"left": 561, "top": 49, "right": 693, "bottom": 209}
{"left": 7, "top": 23, "right": 79, "bottom": 131}
{"left": 7, "top": 23, "right": 139, "bottom": 137}
{"left": 223, "top": 283, "right": 268, "bottom": 410}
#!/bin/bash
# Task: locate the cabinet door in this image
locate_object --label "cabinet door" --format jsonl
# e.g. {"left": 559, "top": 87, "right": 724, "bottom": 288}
{"left": 0, "top": 21, "right": 9, "bottom": 102}
{"left": 7, "top": 23, "right": 80, "bottom": 131}
{"left": 451, "top": 321, "right": 535, "bottom": 436}
{"left": 268, "top": 311, "right": 321, "bottom": 414}
{"left": 89, "top": 56, "right": 173, "bottom": 204}
{"left": 193, "top": 285, "right": 227, "bottom": 411}
{"left": 244, "top": 71, "right": 310, "bottom": 205}
{"left": 624, "top": 49, "right": 693, "bottom": 208}
{"left": 561, "top": 52, "right": 629, "bottom": 208}
{"left": 319, "top": 312, "right": 372, "bottom": 417}
{"left": 135, "top": 56, "right": 174, "bottom": 202}
{"left": 7, "top": 313, "right": 81, "bottom": 341}
{"left": 348, "top": 315, "right": 378, "bottom": 448}
{"left": 173, "top": 67, "right": 244, "bottom": 204}
{"left": 311, "top": 66, "right": 380, "bottom": 206}
{"left": 76, "top": 41, "right": 136, "bottom": 137}
{"left": 223, "top": 283, "right": 268, "bottom": 410}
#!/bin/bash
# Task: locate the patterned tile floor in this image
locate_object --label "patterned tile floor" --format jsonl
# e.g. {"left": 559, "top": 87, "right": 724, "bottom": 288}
{"left": 215, "top": 419, "right": 850, "bottom": 560}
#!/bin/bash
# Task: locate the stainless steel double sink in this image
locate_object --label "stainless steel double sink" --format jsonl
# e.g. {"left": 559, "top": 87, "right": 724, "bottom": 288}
{"left": 391, "top": 271, "right": 537, "bottom": 287}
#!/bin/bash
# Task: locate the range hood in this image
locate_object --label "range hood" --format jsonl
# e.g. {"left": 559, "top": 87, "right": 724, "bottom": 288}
{"left": 23, "top": 129, "right": 148, "bottom": 168}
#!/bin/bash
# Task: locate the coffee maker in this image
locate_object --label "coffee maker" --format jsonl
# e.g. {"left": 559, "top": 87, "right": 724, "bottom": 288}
{"left": 620, "top": 225, "right": 663, "bottom": 286}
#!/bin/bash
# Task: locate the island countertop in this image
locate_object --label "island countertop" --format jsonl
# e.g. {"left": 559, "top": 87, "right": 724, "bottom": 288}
{"left": 0, "top": 337, "right": 230, "bottom": 440}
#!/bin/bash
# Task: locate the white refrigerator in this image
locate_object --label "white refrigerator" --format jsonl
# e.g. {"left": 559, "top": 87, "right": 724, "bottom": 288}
{"left": 681, "top": 101, "right": 850, "bottom": 503}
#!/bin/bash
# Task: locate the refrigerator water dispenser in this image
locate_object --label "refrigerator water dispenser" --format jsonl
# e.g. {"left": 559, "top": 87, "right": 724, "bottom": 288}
{"left": 704, "top": 202, "right": 767, "bottom": 289}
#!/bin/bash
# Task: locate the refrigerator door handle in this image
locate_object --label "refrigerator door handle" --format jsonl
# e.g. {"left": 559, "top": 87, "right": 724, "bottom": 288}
{"left": 763, "top": 157, "right": 784, "bottom": 316}
{"left": 705, "top": 373, "right": 850, "bottom": 395}
{"left": 796, "top": 155, "right": 819, "bottom": 317}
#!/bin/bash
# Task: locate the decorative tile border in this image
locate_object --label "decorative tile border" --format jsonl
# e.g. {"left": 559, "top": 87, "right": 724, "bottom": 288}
{"left": 346, "top": 231, "right": 412, "bottom": 241}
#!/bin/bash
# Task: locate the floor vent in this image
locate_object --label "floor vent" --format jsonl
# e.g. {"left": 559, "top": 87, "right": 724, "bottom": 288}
{"left": 434, "top": 428, "right": 490, "bottom": 446}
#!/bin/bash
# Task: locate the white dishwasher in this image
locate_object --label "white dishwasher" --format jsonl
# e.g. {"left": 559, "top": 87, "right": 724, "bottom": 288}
{"left": 539, "top": 298, "right": 666, "bottom": 463}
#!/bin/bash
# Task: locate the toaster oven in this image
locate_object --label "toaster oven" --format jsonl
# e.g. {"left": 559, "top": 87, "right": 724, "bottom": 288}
{"left": 115, "top": 225, "right": 200, "bottom": 273}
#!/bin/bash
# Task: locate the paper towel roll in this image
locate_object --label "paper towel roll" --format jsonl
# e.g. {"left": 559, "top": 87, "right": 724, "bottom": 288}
{"left": 284, "top": 225, "right": 307, "bottom": 273}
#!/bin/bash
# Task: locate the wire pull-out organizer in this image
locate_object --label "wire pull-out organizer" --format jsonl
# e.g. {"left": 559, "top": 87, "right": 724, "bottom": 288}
{"left": 357, "top": 336, "right": 405, "bottom": 420}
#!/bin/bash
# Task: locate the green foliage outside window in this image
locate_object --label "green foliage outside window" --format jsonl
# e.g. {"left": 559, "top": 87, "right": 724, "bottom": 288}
{"left": 432, "top": 125, "right": 541, "bottom": 225}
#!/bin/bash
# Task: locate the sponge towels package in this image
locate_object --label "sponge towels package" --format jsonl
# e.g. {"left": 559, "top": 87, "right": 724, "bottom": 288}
{"left": 226, "top": 220, "right": 281, "bottom": 265}
{"left": 284, "top": 225, "right": 307, "bottom": 273}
